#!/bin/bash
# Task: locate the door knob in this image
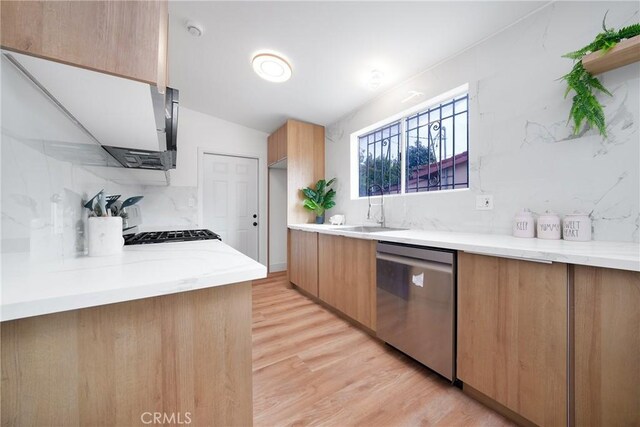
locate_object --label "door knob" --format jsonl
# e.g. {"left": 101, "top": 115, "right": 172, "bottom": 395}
{"left": 253, "top": 222, "right": 258, "bottom": 227}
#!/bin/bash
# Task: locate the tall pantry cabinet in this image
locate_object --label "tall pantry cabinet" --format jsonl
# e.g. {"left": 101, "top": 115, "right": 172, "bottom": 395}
{"left": 267, "top": 119, "right": 325, "bottom": 273}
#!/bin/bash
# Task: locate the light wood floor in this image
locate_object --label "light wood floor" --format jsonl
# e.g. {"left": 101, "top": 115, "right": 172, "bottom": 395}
{"left": 252, "top": 272, "right": 514, "bottom": 427}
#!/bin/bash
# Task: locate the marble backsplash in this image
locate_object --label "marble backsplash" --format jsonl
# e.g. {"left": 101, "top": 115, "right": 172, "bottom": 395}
{"left": 0, "top": 133, "right": 198, "bottom": 258}
{"left": 138, "top": 185, "right": 198, "bottom": 231}
{"left": 1, "top": 133, "right": 138, "bottom": 257}
{"left": 324, "top": 2, "right": 639, "bottom": 242}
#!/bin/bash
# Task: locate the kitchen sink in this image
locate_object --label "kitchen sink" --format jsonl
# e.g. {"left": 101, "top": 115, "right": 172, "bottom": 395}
{"left": 340, "top": 226, "right": 408, "bottom": 233}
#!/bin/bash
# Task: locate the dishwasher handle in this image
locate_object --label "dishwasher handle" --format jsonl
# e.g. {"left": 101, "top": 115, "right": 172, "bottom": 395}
{"left": 376, "top": 252, "right": 453, "bottom": 274}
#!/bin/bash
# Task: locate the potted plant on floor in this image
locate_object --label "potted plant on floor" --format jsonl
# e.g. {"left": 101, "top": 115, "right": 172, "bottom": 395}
{"left": 301, "top": 178, "right": 336, "bottom": 224}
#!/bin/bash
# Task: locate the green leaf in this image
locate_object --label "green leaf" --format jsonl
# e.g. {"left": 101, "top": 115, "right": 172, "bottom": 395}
{"left": 585, "top": 73, "right": 612, "bottom": 96}
{"left": 324, "top": 189, "right": 336, "bottom": 204}
{"left": 618, "top": 23, "right": 640, "bottom": 40}
{"left": 562, "top": 50, "right": 586, "bottom": 60}
{"left": 302, "top": 188, "right": 317, "bottom": 201}
{"left": 601, "top": 10, "right": 611, "bottom": 33}
{"left": 303, "top": 199, "right": 320, "bottom": 212}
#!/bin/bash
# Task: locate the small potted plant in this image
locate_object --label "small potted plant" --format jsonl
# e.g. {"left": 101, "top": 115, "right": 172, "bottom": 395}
{"left": 301, "top": 178, "right": 336, "bottom": 224}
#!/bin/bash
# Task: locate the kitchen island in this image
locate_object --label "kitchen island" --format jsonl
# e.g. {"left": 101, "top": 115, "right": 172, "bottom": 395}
{"left": 1, "top": 240, "right": 266, "bottom": 426}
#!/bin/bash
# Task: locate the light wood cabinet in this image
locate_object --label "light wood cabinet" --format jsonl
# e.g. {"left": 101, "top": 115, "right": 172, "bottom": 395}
{"left": 267, "top": 125, "right": 288, "bottom": 166}
{"left": 276, "top": 126, "right": 287, "bottom": 162}
{"left": 1, "top": 282, "right": 252, "bottom": 426}
{"left": 267, "top": 133, "right": 279, "bottom": 165}
{"left": 288, "top": 229, "right": 318, "bottom": 296}
{"left": 286, "top": 120, "right": 324, "bottom": 225}
{"left": 267, "top": 119, "right": 324, "bottom": 224}
{"left": 268, "top": 120, "right": 324, "bottom": 272}
{"left": 457, "top": 252, "right": 567, "bottom": 427}
{"left": 317, "top": 234, "right": 377, "bottom": 330}
{"left": 0, "top": 0, "right": 168, "bottom": 89}
{"left": 573, "top": 266, "right": 640, "bottom": 426}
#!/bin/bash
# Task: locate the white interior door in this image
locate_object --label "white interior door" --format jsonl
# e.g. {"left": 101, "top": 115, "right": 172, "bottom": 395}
{"left": 202, "top": 153, "right": 259, "bottom": 261}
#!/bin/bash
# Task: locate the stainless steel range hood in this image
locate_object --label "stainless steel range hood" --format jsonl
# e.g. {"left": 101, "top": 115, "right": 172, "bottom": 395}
{"left": 103, "top": 87, "right": 178, "bottom": 170}
{"left": 2, "top": 50, "right": 178, "bottom": 172}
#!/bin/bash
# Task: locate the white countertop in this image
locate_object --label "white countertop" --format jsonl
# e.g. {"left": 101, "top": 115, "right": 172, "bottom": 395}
{"left": 289, "top": 224, "right": 640, "bottom": 272}
{"left": 1, "top": 240, "right": 267, "bottom": 321}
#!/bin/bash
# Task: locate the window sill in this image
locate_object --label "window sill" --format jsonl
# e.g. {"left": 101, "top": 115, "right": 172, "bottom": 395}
{"left": 351, "top": 187, "right": 470, "bottom": 201}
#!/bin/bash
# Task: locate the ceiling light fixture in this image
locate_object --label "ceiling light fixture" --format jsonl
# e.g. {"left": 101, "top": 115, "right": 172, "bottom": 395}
{"left": 186, "top": 20, "right": 204, "bottom": 37}
{"left": 366, "top": 69, "right": 384, "bottom": 90}
{"left": 251, "top": 52, "right": 292, "bottom": 83}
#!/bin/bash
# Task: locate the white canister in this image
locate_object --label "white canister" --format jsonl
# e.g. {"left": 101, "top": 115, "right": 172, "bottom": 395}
{"left": 563, "top": 213, "right": 592, "bottom": 241}
{"left": 513, "top": 209, "right": 535, "bottom": 238}
{"left": 88, "top": 216, "right": 124, "bottom": 256}
{"left": 537, "top": 212, "right": 561, "bottom": 240}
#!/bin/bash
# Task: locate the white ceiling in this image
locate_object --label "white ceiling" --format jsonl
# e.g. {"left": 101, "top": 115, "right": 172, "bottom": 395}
{"left": 168, "top": 1, "right": 547, "bottom": 133}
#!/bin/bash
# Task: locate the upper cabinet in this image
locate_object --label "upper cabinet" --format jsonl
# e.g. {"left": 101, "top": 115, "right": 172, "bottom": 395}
{"left": 268, "top": 125, "right": 287, "bottom": 166}
{"left": 268, "top": 119, "right": 325, "bottom": 224}
{"left": 0, "top": 0, "right": 168, "bottom": 91}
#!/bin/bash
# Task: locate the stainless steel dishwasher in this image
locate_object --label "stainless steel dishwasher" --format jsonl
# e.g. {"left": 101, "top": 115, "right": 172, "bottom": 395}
{"left": 376, "top": 242, "right": 456, "bottom": 381}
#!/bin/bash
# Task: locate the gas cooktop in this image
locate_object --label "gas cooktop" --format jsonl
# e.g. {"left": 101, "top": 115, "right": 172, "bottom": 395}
{"left": 124, "top": 229, "right": 221, "bottom": 245}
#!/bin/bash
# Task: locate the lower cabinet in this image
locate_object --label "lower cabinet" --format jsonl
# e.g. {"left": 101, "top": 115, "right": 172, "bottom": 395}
{"left": 317, "top": 234, "right": 377, "bottom": 330}
{"left": 457, "top": 252, "right": 568, "bottom": 427}
{"left": 288, "top": 229, "right": 318, "bottom": 296}
{"left": 574, "top": 265, "right": 640, "bottom": 426}
{"left": 1, "top": 283, "right": 253, "bottom": 426}
{"left": 288, "top": 231, "right": 639, "bottom": 426}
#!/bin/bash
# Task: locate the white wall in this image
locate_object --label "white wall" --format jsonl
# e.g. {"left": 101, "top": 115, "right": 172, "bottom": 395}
{"left": 325, "top": 2, "right": 639, "bottom": 242}
{"left": 156, "top": 107, "right": 269, "bottom": 265}
{"left": 268, "top": 168, "right": 287, "bottom": 271}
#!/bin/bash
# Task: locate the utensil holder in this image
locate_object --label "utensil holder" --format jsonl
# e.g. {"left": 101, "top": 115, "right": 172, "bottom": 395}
{"left": 88, "top": 216, "right": 124, "bottom": 256}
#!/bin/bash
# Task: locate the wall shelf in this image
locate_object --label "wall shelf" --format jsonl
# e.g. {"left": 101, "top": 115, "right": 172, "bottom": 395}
{"left": 582, "top": 35, "right": 640, "bottom": 75}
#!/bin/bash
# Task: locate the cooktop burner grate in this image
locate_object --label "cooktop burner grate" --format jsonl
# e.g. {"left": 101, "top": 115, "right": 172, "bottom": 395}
{"left": 124, "top": 229, "right": 221, "bottom": 245}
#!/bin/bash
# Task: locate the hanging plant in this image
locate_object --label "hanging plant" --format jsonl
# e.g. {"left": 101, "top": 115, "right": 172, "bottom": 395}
{"left": 561, "top": 14, "right": 640, "bottom": 137}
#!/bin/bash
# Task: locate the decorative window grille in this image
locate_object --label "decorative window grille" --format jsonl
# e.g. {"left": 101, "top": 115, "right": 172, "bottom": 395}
{"left": 405, "top": 93, "right": 469, "bottom": 192}
{"left": 357, "top": 92, "right": 468, "bottom": 197}
{"left": 358, "top": 122, "right": 401, "bottom": 197}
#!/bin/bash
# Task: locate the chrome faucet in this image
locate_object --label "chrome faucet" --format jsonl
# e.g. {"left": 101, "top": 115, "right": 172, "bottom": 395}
{"left": 367, "top": 184, "right": 385, "bottom": 228}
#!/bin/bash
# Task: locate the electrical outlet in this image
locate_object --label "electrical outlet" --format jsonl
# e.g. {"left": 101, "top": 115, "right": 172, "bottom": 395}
{"left": 476, "top": 195, "right": 494, "bottom": 210}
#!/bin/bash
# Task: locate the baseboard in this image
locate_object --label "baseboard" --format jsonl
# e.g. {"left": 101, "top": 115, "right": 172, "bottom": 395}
{"left": 269, "top": 263, "right": 287, "bottom": 272}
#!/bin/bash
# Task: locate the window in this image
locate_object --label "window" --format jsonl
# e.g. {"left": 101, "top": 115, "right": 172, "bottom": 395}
{"left": 358, "top": 121, "right": 402, "bottom": 197}
{"left": 354, "top": 88, "right": 469, "bottom": 198}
